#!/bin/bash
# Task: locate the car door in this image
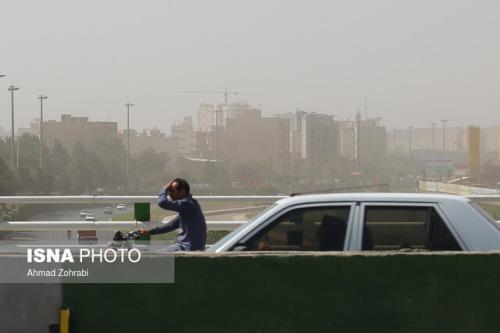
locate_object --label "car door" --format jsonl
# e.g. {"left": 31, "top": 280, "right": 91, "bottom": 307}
{"left": 230, "top": 202, "right": 356, "bottom": 251}
{"left": 351, "top": 202, "right": 465, "bottom": 251}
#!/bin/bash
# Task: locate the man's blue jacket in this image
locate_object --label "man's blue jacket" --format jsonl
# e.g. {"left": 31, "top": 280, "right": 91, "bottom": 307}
{"left": 149, "top": 189, "right": 207, "bottom": 251}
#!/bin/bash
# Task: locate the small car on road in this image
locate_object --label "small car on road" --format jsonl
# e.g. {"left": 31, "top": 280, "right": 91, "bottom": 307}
{"left": 85, "top": 214, "right": 96, "bottom": 222}
{"left": 80, "top": 210, "right": 90, "bottom": 218}
{"left": 208, "top": 193, "right": 500, "bottom": 253}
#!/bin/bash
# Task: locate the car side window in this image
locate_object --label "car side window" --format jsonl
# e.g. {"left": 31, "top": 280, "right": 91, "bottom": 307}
{"left": 244, "top": 206, "right": 351, "bottom": 251}
{"left": 361, "top": 206, "right": 462, "bottom": 251}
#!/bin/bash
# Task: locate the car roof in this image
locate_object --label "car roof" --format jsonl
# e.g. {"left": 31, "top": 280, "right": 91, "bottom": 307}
{"left": 276, "top": 192, "right": 470, "bottom": 206}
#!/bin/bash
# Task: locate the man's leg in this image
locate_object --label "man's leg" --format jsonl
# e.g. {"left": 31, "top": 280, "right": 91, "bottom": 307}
{"left": 157, "top": 243, "right": 185, "bottom": 252}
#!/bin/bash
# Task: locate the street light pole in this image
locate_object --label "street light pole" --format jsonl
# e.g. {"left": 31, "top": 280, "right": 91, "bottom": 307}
{"left": 376, "top": 117, "right": 382, "bottom": 169}
{"left": 409, "top": 126, "right": 413, "bottom": 155}
{"left": 8, "top": 85, "right": 20, "bottom": 168}
{"left": 432, "top": 123, "right": 436, "bottom": 152}
{"left": 125, "top": 102, "right": 133, "bottom": 185}
{"left": 38, "top": 95, "right": 48, "bottom": 169}
{"left": 441, "top": 120, "right": 447, "bottom": 151}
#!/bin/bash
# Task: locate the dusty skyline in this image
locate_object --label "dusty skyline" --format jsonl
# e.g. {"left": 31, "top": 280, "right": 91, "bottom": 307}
{"left": 1, "top": 0, "right": 499, "bottom": 133}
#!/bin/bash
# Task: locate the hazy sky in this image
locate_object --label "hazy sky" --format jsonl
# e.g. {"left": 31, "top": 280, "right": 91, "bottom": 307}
{"left": 1, "top": 0, "right": 499, "bottom": 133}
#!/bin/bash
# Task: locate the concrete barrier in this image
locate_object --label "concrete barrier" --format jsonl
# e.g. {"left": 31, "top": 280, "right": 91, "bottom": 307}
{"left": 61, "top": 252, "right": 500, "bottom": 333}
{"left": 0, "top": 284, "right": 61, "bottom": 333}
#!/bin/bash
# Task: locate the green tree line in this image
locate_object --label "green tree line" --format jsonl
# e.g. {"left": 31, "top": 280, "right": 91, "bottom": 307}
{"left": 0, "top": 134, "right": 170, "bottom": 195}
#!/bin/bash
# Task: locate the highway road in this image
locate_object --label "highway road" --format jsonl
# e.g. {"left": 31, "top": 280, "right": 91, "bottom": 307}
{"left": 2, "top": 203, "right": 262, "bottom": 247}
{"left": 4, "top": 204, "right": 135, "bottom": 245}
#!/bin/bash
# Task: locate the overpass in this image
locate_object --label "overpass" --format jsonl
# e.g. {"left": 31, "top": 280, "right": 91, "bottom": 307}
{"left": 1, "top": 194, "right": 500, "bottom": 332}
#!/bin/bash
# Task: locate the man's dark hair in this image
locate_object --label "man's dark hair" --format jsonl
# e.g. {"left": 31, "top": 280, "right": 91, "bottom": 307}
{"left": 173, "top": 178, "right": 190, "bottom": 194}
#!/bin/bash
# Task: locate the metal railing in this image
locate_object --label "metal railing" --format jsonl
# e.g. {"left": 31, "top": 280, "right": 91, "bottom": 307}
{"left": 0, "top": 195, "right": 286, "bottom": 205}
{"left": 0, "top": 195, "right": 282, "bottom": 232}
{"left": 0, "top": 194, "right": 498, "bottom": 232}
{"left": 0, "top": 220, "right": 246, "bottom": 231}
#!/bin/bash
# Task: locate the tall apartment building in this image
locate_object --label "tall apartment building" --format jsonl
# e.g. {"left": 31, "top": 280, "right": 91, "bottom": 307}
{"left": 171, "top": 116, "right": 194, "bottom": 157}
{"left": 43, "top": 114, "right": 117, "bottom": 151}
{"left": 197, "top": 103, "right": 217, "bottom": 132}
{"left": 298, "top": 113, "right": 338, "bottom": 165}
{"left": 273, "top": 111, "right": 300, "bottom": 157}
{"left": 222, "top": 111, "right": 290, "bottom": 172}
{"left": 196, "top": 102, "right": 263, "bottom": 161}
{"left": 357, "top": 118, "right": 387, "bottom": 168}
{"left": 197, "top": 102, "right": 261, "bottom": 133}
{"left": 336, "top": 120, "right": 356, "bottom": 159}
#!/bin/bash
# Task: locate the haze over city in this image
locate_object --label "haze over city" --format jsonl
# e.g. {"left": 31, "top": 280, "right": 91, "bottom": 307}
{"left": 1, "top": 0, "right": 499, "bottom": 133}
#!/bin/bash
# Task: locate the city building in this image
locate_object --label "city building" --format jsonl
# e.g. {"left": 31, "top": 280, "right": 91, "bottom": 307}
{"left": 356, "top": 117, "right": 387, "bottom": 169}
{"left": 197, "top": 103, "right": 217, "bottom": 132}
{"left": 273, "top": 111, "right": 301, "bottom": 157}
{"left": 297, "top": 112, "right": 338, "bottom": 165}
{"left": 336, "top": 120, "right": 356, "bottom": 159}
{"left": 121, "top": 127, "right": 178, "bottom": 162}
{"left": 222, "top": 111, "right": 290, "bottom": 172}
{"left": 480, "top": 126, "right": 500, "bottom": 158}
{"left": 388, "top": 125, "right": 499, "bottom": 157}
{"left": 171, "top": 116, "right": 194, "bottom": 157}
{"left": 17, "top": 119, "right": 40, "bottom": 138}
{"left": 196, "top": 102, "right": 264, "bottom": 161}
{"left": 197, "top": 101, "right": 261, "bottom": 133}
{"left": 468, "top": 126, "right": 480, "bottom": 177}
{"left": 43, "top": 114, "right": 117, "bottom": 151}
{"left": 193, "top": 130, "right": 213, "bottom": 159}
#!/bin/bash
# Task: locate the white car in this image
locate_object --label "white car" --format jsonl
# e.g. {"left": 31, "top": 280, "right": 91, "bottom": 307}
{"left": 80, "top": 210, "right": 90, "bottom": 217}
{"left": 208, "top": 193, "right": 500, "bottom": 253}
{"left": 116, "top": 204, "right": 126, "bottom": 210}
{"left": 85, "top": 214, "right": 96, "bottom": 222}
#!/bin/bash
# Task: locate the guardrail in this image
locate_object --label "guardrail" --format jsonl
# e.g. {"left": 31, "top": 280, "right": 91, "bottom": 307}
{"left": 0, "top": 194, "right": 497, "bottom": 205}
{"left": 0, "top": 220, "right": 246, "bottom": 231}
{"left": 0, "top": 195, "right": 498, "bottom": 233}
{"left": 0, "top": 195, "right": 286, "bottom": 204}
{"left": 0, "top": 195, "right": 277, "bottom": 232}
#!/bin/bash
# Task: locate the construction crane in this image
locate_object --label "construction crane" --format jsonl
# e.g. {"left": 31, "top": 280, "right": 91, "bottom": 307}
{"left": 178, "top": 87, "right": 238, "bottom": 105}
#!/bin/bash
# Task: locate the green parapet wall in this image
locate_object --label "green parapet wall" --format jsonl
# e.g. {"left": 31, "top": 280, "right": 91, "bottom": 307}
{"left": 62, "top": 253, "right": 500, "bottom": 333}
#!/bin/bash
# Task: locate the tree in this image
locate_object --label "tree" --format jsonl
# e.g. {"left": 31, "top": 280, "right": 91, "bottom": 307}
{"left": 69, "top": 143, "right": 93, "bottom": 193}
{"left": 49, "top": 140, "right": 72, "bottom": 193}
{"left": 92, "top": 138, "right": 127, "bottom": 188}
{"left": 0, "top": 157, "right": 17, "bottom": 195}
{"left": 130, "top": 149, "right": 170, "bottom": 190}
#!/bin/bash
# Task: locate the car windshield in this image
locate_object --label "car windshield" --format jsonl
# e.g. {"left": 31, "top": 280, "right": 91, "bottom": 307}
{"left": 209, "top": 203, "right": 279, "bottom": 250}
